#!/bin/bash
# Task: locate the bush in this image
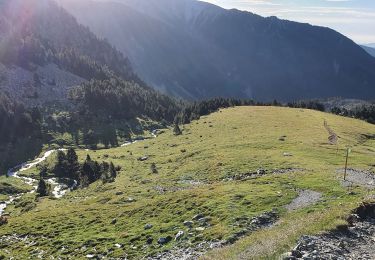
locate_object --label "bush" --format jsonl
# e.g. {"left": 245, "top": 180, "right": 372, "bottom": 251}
{"left": 0, "top": 216, "right": 8, "bottom": 226}
{"left": 150, "top": 163, "right": 158, "bottom": 174}
{"left": 173, "top": 124, "right": 182, "bottom": 136}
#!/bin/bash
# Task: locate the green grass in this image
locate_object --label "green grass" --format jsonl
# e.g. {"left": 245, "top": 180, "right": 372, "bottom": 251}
{"left": 1, "top": 106, "right": 375, "bottom": 259}
{"left": 0, "top": 176, "right": 32, "bottom": 196}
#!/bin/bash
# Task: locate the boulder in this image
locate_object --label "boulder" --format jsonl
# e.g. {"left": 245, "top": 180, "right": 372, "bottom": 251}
{"left": 291, "top": 250, "right": 303, "bottom": 258}
{"left": 183, "top": 221, "right": 193, "bottom": 227}
{"left": 192, "top": 213, "right": 204, "bottom": 221}
{"left": 157, "top": 236, "right": 172, "bottom": 245}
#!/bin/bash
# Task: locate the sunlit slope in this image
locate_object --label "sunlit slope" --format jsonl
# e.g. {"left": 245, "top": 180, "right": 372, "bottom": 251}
{"left": 1, "top": 107, "right": 375, "bottom": 259}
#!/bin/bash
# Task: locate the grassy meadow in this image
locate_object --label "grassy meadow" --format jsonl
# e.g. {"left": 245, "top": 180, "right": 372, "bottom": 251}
{"left": 1, "top": 106, "right": 375, "bottom": 259}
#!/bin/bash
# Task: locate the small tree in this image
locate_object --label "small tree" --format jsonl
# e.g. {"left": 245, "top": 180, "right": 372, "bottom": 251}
{"left": 66, "top": 148, "right": 79, "bottom": 179}
{"left": 37, "top": 178, "right": 48, "bottom": 197}
{"left": 100, "top": 162, "right": 110, "bottom": 184}
{"left": 54, "top": 150, "right": 68, "bottom": 177}
{"left": 109, "top": 162, "right": 117, "bottom": 181}
{"left": 39, "top": 166, "right": 48, "bottom": 178}
{"left": 79, "top": 170, "right": 90, "bottom": 188}
{"left": 173, "top": 124, "right": 182, "bottom": 136}
{"left": 150, "top": 163, "right": 158, "bottom": 174}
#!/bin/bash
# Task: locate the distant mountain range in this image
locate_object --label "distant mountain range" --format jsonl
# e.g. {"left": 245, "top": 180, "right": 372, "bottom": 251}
{"left": 57, "top": 0, "right": 375, "bottom": 101}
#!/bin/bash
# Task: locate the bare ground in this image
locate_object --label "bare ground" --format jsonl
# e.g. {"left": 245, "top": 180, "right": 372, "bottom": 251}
{"left": 285, "top": 190, "right": 322, "bottom": 211}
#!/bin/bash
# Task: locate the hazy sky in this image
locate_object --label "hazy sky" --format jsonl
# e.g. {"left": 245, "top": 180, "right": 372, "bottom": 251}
{"left": 204, "top": 0, "right": 375, "bottom": 44}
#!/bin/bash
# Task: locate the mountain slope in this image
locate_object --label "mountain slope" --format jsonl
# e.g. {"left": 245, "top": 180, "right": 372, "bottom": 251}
{"left": 362, "top": 45, "right": 375, "bottom": 58}
{"left": 58, "top": 0, "right": 375, "bottom": 101}
{"left": 0, "top": 0, "right": 182, "bottom": 174}
{"left": 1, "top": 106, "right": 375, "bottom": 258}
{"left": 0, "top": 0, "right": 141, "bottom": 107}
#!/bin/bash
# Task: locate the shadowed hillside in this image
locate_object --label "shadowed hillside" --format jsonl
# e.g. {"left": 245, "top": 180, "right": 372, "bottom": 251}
{"left": 58, "top": 0, "right": 375, "bottom": 101}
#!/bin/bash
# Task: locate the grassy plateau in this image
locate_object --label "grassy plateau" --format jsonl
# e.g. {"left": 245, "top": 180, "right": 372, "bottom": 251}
{"left": 1, "top": 106, "right": 375, "bottom": 259}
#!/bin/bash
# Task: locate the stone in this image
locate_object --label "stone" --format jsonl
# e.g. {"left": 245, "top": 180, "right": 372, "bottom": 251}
{"left": 146, "top": 237, "right": 153, "bottom": 244}
{"left": 127, "top": 197, "right": 136, "bottom": 202}
{"left": 198, "top": 217, "right": 209, "bottom": 225}
{"left": 291, "top": 250, "right": 303, "bottom": 258}
{"left": 192, "top": 213, "right": 204, "bottom": 221}
{"left": 347, "top": 214, "right": 360, "bottom": 226}
{"left": 114, "top": 243, "right": 122, "bottom": 248}
{"left": 144, "top": 223, "right": 153, "bottom": 230}
{"left": 183, "top": 221, "right": 193, "bottom": 227}
{"left": 157, "top": 236, "right": 172, "bottom": 245}
{"left": 175, "top": 231, "right": 184, "bottom": 241}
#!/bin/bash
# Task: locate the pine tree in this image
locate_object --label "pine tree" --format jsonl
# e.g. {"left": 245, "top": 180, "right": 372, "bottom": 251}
{"left": 100, "top": 162, "right": 110, "bottom": 184}
{"left": 173, "top": 123, "right": 182, "bottom": 136}
{"left": 66, "top": 148, "right": 79, "bottom": 179}
{"left": 54, "top": 150, "right": 68, "bottom": 177}
{"left": 37, "top": 178, "right": 48, "bottom": 197}
{"left": 150, "top": 163, "right": 158, "bottom": 174}
{"left": 109, "top": 162, "right": 117, "bottom": 181}
{"left": 39, "top": 166, "right": 48, "bottom": 178}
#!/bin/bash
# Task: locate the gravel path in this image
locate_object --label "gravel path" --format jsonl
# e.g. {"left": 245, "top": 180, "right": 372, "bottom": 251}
{"left": 337, "top": 168, "right": 375, "bottom": 189}
{"left": 285, "top": 190, "right": 322, "bottom": 211}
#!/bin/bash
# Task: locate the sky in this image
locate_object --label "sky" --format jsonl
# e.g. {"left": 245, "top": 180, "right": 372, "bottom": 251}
{"left": 204, "top": 0, "right": 375, "bottom": 44}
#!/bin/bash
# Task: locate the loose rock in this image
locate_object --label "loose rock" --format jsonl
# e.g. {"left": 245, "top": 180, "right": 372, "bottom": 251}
{"left": 144, "top": 223, "right": 153, "bottom": 230}
{"left": 175, "top": 231, "right": 184, "bottom": 241}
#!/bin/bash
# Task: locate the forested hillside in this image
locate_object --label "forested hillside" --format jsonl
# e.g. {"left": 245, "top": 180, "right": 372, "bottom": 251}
{"left": 0, "top": 94, "right": 43, "bottom": 173}
{"left": 0, "top": 0, "right": 181, "bottom": 173}
{"left": 0, "top": 0, "right": 137, "bottom": 82}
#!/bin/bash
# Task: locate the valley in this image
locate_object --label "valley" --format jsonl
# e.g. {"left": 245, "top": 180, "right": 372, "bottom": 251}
{"left": 0, "top": 0, "right": 375, "bottom": 259}
{"left": 1, "top": 106, "right": 375, "bottom": 259}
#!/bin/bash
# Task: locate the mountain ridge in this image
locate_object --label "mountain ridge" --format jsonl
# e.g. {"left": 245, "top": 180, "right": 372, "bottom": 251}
{"left": 58, "top": 0, "right": 375, "bottom": 101}
{"left": 362, "top": 45, "right": 375, "bottom": 58}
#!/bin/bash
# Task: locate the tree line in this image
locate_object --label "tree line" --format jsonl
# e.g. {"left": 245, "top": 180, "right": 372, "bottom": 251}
{"left": 37, "top": 148, "right": 118, "bottom": 197}
{"left": 331, "top": 105, "right": 375, "bottom": 124}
